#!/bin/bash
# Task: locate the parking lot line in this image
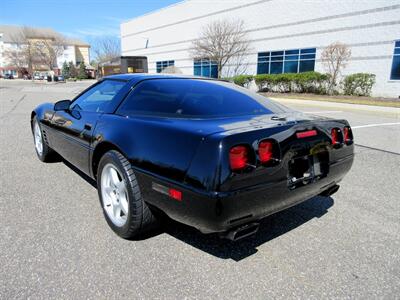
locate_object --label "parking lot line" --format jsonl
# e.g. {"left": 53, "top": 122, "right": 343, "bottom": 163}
{"left": 303, "top": 110, "right": 343, "bottom": 114}
{"left": 352, "top": 122, "right": 400, "bottom": 129}
{"left": 355, "top": 144, "right": 400, "bottom": 156}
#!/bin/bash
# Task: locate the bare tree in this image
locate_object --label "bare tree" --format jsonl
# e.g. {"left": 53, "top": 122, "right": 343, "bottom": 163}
{"left": 3, "top": 47, "right": 26, "bottom": 75}
{"left": 191, "top": 19, "right": 251, "bottom": 78}
{"left": 3, "top": 26, "right": 66, "bottom": 75}
{"left": 321, "top": 42, "right": 351, "bottom": 93}
{"left": 91, "top": 36, "right": 121, "bottom": 64}
{"left": 161, "top": 65, "right": 183, "bottom": 74}
{"left": 3, "top": 26, "right": 37, "bottom": 75}
{"left": 35, "top": 34, "right": 67, "bottom": 71}
{"left": 224, "top": 51, "right": 250, "bottom": 78}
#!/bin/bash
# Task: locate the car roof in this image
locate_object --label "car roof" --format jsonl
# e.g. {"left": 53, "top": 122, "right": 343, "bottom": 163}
{"left": 104, "top": 73, "right": 225, "bottom": 83}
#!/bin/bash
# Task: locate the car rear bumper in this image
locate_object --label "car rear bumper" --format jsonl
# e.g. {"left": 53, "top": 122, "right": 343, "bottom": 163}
{"left": 135, "top": 154, "right": 354, "bottom": 234}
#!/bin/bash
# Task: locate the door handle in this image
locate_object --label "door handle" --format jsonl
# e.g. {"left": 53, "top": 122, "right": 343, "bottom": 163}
{"left": 84, "top": 123, "right": 92, "bottom": 131}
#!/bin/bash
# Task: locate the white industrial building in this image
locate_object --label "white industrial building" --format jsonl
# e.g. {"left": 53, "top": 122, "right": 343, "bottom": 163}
{"left": 121, "top": 0, "right": 400, "bottom": 97}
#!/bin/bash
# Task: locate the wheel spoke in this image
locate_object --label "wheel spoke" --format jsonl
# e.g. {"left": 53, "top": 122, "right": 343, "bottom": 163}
{"left": 104, "top": 186, "right": 113, "bottom": 196}
{"left": 120, "top": 196, "right": 128, "bottom": 215}
{"left": 116, "top": 181, "right": 126, "bottom": 195}
{"left": 109, "top": 167, "right": 120, "bottom": 186}
{"left": 101, "top": 163, "right": 130, "bottom": 227}
{"left": 113, "top": 203, "right": 121, "bottom": 218}
{"left": 34, "top": 122, "right": 43, "bottom": 155}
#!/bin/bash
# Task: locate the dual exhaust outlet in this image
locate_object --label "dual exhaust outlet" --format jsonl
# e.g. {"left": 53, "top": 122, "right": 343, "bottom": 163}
{"left": 220, "top": 184, "right": 340, "bottom": 242}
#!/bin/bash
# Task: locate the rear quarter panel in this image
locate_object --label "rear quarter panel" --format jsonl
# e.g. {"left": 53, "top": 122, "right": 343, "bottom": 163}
{"left": 91, "top": 114, "right": 206, "bottom": 182}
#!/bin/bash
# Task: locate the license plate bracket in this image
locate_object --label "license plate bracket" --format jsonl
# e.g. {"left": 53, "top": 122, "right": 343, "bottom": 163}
{"left": 288, "top": 152, "right": 329, "bottom": 189}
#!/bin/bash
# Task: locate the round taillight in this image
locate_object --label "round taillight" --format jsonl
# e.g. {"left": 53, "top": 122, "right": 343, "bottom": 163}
{"left": 258, "top": 140, "right": 273, "bottom": 163}
{"left": 229, "top": 145, "right": 248, "bottom": 171}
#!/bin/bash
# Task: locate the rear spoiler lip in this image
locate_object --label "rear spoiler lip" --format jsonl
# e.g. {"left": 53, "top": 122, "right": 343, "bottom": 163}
{"left": 207, "top": 118, "right": 350, "bottom": 139}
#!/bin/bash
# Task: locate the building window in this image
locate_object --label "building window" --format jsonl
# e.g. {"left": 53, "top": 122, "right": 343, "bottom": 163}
{"left": 257, "top": 48, "right": 316, "bottom": 74}
{"left": 390, "top": 40, "right": 400, "bottom": 80}
{"left": 193, "top": 59, "right": 218, "bottom": 78}
{"left": 156, "top": 60, "right": 174, "bottom": 73}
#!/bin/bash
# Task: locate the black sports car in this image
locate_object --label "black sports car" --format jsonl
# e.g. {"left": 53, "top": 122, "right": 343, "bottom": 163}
{"left": 31, "top": 74, "right": 354, "bottom": 240}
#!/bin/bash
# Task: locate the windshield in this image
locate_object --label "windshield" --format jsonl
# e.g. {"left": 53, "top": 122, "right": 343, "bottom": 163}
{"left": 117, "top": 78, "right": 291, "bottom": 118}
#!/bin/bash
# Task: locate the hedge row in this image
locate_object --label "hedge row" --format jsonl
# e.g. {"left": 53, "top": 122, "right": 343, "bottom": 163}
{"left": 229, "top": 72, "right": 376, "bottom": 96}
{"left": 255, "top": 72, "right": 329, "bottom": 94}
{"left": 231, "top": 74, "right": 254, "bottom": 88}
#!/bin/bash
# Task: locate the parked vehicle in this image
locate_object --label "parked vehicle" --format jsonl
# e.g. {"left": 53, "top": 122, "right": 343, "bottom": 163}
{"left": 33, "top": 74, "right": 41, "bottom": 80}
{"left": 4, "top": 74, "right": 14, "bottom": 79}
{"left": 31, "top": 74, "right": 354, "bottom": 240}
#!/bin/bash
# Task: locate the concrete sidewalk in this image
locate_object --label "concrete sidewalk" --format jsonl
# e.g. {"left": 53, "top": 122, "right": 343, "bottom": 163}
{"left": 270, "top": 97, "right": 400, "bottom": 117}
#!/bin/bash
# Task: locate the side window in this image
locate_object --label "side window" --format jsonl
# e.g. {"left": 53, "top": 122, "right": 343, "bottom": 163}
{"left": 71, "top": 80, "right": 126, "bottom": 112}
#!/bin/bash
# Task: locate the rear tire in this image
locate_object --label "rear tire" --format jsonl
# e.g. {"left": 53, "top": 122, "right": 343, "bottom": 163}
{"left": 97, "top": 150, "right": 158, "bottom": 239}
{"left": 32, "top": 116, "right": 55, "bottom": 162}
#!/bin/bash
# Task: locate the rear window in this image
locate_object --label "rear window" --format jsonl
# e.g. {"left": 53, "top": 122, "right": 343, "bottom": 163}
{"left": 117, "top": 78, "right": 290, "bottom": 118}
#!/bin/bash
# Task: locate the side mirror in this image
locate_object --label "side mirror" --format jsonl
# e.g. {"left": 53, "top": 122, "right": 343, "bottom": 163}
{"left": 54, "top": 99, "right": 71, "bottom": 111}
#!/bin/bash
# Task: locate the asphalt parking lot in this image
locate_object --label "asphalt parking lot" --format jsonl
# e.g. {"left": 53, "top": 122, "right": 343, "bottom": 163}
{"left": 1, "top": 79, "right": 399, "bottom": 299}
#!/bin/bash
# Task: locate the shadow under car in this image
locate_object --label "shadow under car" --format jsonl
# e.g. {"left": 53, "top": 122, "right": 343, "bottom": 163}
{"left": 62, "top": 158, "right": 334, "bottom": 261}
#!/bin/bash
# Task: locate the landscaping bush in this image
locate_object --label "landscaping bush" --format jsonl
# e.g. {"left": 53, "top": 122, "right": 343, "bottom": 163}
{"left": 232, "top": 75, "right": 253, "bottom": 88}
{"left": 293, "top": 72, "right": 330, "bottom": 94}
{"left": 274, "top": 73, "right": 291, "bottom": 92}
{"left": 254, "top": 74, "right": 274, "bottom": 91}
{"left": 343, "top": 73, "right": 376, "bottom": 96}
{"left": 254, "top": 72, "right": 330, "bottom": 94}
{"left": 244, "top": 71, "right": 375, "bottom": 96}
{"left": 254, "top": 74, "right": 268, "bottom": 91}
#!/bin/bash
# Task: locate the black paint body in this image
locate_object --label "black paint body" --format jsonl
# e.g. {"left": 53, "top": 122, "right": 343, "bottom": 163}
{"left": 32, "top": 74, "right": 354, "bottom": 233}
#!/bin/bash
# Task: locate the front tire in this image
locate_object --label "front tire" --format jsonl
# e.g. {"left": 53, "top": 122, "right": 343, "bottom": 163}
{"left": 32, "top": 116, "right": 55, "bottom": 162}
{"left": 97, "top": 150, "right": 157, "bottom": 239}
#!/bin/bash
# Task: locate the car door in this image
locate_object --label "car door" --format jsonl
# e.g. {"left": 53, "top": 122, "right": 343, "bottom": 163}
{"left": 50, "top": 79, "right": 127, "bottom": 175}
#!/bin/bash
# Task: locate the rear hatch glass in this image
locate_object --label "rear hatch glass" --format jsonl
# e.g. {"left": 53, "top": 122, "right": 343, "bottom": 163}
{"left": 117, "top": 78, "right": 292, "bottom": 118}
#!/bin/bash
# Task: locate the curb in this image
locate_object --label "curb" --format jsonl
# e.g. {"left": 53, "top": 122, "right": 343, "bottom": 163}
{"left": 270, "top": 97, "right": 400, "bottom": 117}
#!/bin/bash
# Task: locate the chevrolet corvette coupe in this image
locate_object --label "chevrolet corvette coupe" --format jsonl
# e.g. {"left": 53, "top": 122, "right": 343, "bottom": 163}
{"left": 31, "top": 74, "right": 354, "bottom": 240}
